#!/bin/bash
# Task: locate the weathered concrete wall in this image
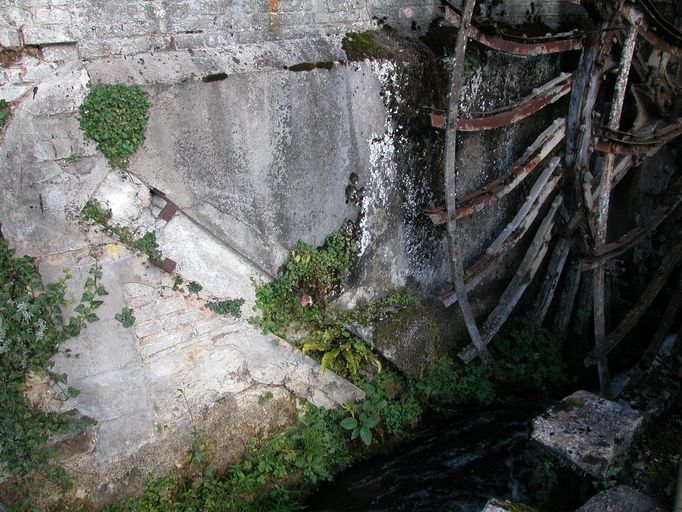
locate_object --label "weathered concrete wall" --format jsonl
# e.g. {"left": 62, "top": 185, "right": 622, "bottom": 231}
{"left": 0, "top": 0, "right": 373, "bottom": 59}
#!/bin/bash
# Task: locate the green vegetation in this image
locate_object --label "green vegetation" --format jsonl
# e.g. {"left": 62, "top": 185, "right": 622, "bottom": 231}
{"left": 82, "top": 199, "right": 163, "bottom": 264}
{"left": 340, "top": 382, "right": 388, "bottom": 446}
{"left": 415, "top": 314, "right": 570, "bottom": 411}
{"left": 0, "top": 98, "right": 10, "bottom": 128}
{"left": 206, "top": 298, "right": 245, "bottom": 318}
{"left": 78, "top": 84, "right": 150, "bottom": 168}
{"left": 342, "top": 31, "right": 386, "bottom": 60}
{"left": 115, "top": 307, "right": 136, "bottom": 328}
{"left": 0, "top": 239, "right": 103, "bottom": 503}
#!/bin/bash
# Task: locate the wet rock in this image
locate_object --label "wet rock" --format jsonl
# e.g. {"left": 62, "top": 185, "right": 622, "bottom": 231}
{"left": 481, "top": 498, "right": 538, "bottom": 511}
{"left": 575, "top": 485, "right": 664, "bottom": 512}
{"left": 531, "top": 390, "right": 643, "bottom": 478}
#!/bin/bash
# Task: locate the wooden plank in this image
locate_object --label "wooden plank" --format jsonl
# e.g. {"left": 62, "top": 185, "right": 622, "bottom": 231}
{"left": 487, "top": 157, "right": 561, "bottom": 255}
{"left": 552, "top": 260, "right": 582, "bottom": 339}
{"left": 442, "top": 0, "right": 490, "bottom": 362}
{"left": 533, "top": 237, "right": 572, "bottom": 322}
{"left": 584, "top": 239, "right": 682, "bottom": 365}
{"left": 456, "top": 119, "right": 565, "bottom": 219}
{"left": 583, "top": 177, "right": 682, "bottom": 270}
{"left": 440, "top": 171, "right": 561, "bottom": 307}
{"left": 458, "top": 195, "right": 563, "bottom": 363}
{"left": 640, "top": 274, "right": 682, "bottom": 369}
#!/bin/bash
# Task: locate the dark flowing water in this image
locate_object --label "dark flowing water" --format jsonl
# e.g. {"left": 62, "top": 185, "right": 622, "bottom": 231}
{"left": 306, "top": 405, "right": 548, "bottom": 512}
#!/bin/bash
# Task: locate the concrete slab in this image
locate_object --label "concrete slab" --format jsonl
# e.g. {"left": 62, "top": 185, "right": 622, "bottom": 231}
{"left": 531, "top": 390, "right": 643, "bottom": 478}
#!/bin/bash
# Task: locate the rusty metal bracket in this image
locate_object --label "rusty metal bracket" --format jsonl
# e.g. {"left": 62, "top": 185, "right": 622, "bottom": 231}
{"left": 595, "top": 119, "right": 682, "bottom": 154}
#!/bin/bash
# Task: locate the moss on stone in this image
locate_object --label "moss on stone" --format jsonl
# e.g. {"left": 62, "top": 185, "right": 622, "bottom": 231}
{"left": 342, "top": 30, "right": 386, "bottom": 60}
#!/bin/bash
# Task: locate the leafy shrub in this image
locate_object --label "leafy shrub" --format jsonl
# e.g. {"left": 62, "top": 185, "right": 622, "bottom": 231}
{"left": 0, "top": 239, "right": 103, "bottom": 489}
{"left": 382, "top": 386, "right": 422, "bottom": 438}
{"left": 340, "top": 383, "right": 388, "bottom": 446}
{"left": 417, "top": 357, "right": 495, "bottom": 409}
{"left": 300, "top": 325, "right": 381, "bottom": 381}
{"left": 251, "top": 220, "right": 357, "bottom": 335}
{"left": 79, "top": 84, "right": 150, "bottom": 167}
{"left": 490, "top": 314, "right": 570, "bottom": 396}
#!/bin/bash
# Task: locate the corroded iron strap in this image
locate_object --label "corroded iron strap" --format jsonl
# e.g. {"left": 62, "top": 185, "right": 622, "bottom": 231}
{"left": 443, "top": 1, "right": 585, "bottom": 55}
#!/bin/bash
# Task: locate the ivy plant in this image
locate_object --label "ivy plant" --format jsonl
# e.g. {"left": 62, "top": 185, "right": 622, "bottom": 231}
{"left": 115, "top": 307, "right": 136, "bottom": 328}
{"left": 79, "top": 84, "right": 150, "bottom": 167}
{"left": 206, "top": 298, "right": 245, "bottom": 318}
{"left": 0, "top": 239, "right": 103, "bottom": 491}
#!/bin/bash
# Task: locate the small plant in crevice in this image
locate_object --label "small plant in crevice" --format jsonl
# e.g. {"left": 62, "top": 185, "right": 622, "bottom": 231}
{"left": 134, "top": 232, "right": 163, "bottom": 263}
{"left": 78, "top": 84, "right": 150, "bottom": 168}
{"left": 0, "top": 239, "right": 104, "bottom": 500}
{"left": 115, "top": 307, "right": 136, "bottom": 328}
{"left": 81, "top": 199, "right": 164, "bottom": 265}
{"left": 206, "top": 298, "right": 245, "bottom": 318}
{"left": 0, "top": 98, "right": 10, "bottom": 128}
{"left": 258, "top": 391, "right": 274, "bottom": 405}
{"left": 187, "top": 281, "right": 203, "bottom": 296}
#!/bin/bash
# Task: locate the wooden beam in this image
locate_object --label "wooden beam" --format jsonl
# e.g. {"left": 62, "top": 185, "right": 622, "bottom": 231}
{"left": 457, "top": 73, "right": 573, "bottom": 131}
{"left": 592, "top": 21, "right": 638, "bottom": 398}
{"left": 585, "top": 239, "right": 682, "bottom": 366}
{"left": 443, "top": 0, "right": 490, "bottom": 362}
{"left": 459, "top": 195, "right": 563, "bottom": 363}
{"left": 443, "top": 1, "right": 586, "bottom": 55}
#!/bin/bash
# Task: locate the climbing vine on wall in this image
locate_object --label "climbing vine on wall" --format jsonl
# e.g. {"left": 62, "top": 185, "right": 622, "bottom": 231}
{"left": 0, "top": 239, "right": 103, "bottom": 492}
{"left": 79, "top": 84, "right": 150, "bottom": 168}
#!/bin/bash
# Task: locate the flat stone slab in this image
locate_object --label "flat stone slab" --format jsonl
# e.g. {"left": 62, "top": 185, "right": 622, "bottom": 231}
{"left": 576, "top": 485, "right": 664, "bottom": 512}
{"left": 531, "top": 390, "right": 643, "bottom": 478}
